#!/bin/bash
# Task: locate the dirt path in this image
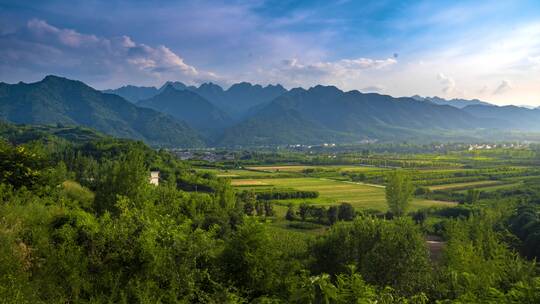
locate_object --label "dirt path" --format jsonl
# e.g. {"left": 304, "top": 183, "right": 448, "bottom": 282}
{"left": 319, "top": 178, "right": 385, "bottom": 189}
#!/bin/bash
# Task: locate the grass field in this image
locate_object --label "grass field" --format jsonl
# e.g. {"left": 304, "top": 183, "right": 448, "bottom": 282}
{"left": 232, "top": 177, "right": 455, "bottom": 211}
{"left": 194, "top": 168, "right": 279, "bottom": 178}
{"left": 455, "top": 182, "right": 523, "bottom": 193}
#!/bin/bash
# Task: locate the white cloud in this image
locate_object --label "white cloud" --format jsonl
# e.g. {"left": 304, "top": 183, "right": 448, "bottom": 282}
{"left": 340, "top": 58, "right": 397, "bottom": 70}
{"left": 26, "top": 19, "right": 99, "bottom": 47}
{"left": 437, "top": 73, "right": 456, "bottom": 94}
{"left": 493, "top": 80, "right": 512, "bottom": 95}
{"left": 280, "top": 57, "right": 396, "bottom": 76}
{"left": 264, "top": 56, "right": 397, "bottom": 87}
{"left": 0, "top": 19, "right": 216, "bottom": 88}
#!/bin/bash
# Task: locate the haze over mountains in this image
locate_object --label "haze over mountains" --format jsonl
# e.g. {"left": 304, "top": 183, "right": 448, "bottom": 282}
{"left": 106, "top": 81, "right": 286, "bottom": 118}
{"left": 3, "top": 75, "right": 540, "bottom": 148}
{"left": 411, "top": 96, "right": 492, "bottom": 109}
{"left": 137, "top": 85, "right": 232, "bottom": 136}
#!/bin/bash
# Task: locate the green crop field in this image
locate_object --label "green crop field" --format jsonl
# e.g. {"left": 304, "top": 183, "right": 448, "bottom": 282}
{"left": 455, "top": 182, "right": 523, "bottom": 193}
{"left": 232, "top": 177, "right": 455, "bottom": 211}
{"left": 194, "top": 167, "right": 280, "bottom": 178}
{"left": 428, "top": 180, "right": 502, "bottom": 191}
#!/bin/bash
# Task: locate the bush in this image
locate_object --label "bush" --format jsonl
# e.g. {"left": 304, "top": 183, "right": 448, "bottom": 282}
{"left": 252, "top": 188, "right": 319, "bottom": 200}
{"left": 288, "top": 222, "right": 324, "bottom": 230}
{"left": 310, "top": 217, "right": 432, "bottom": 296}
{"left": 338, "top": 203, "right": 355, "bottom": 221}
{"left": 61, "top": 180, "right": 95, "bottom": 210}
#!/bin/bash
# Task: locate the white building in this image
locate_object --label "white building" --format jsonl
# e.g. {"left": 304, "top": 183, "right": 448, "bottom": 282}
{"left": 149, "top": 171, "right": 160, "bottom": 186}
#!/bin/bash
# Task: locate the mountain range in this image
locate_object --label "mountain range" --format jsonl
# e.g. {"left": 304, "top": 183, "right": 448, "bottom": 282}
{"left": 411, "top": 95, "right": 493, "bottom": 108}
{"left": 3, "top": 75, "right": 540, "bottom": 147}
{"left": 0, "top": 76, "right": 204, "bottom": 147}
{"left": 137, "top": 85, "right": 232, "bottom": 137}
{"left": 105, "top": 81, "right": 286, "bottom": 118}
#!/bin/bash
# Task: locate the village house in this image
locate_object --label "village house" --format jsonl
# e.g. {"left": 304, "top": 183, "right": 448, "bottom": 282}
{"left": 149, "top": 171, "right": 160, "bottom": 186}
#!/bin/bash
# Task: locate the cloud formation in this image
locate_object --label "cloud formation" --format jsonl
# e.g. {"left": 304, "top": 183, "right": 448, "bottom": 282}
{"left": 280, "top": 57, "right": 397, "bottom": 76}
{"left": 493, "top": 80, "right": 512, "bottom": 95}
{"left": 437, "top": 73, "right": 456, "bottom": 94}
{"left": 0, "top": 19, "right": 215, "bottom": 88}
{"left": 265, "top": 57, "right": 397, "bottom": 87}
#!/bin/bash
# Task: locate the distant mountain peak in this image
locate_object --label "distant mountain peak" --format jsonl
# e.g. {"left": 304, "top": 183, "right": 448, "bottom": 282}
{"left": 229, "top": 82, "right": 253, "bottom": 88}
{"left": 265, "top": 84, "right": 285, "bottom": 90}
{"left": 42, "top": 74, "right": 67, "bottom": 82}
{"left": 161, "top": 83, "right": 178, "bottom": 93}
{"left": 138, "top": 84, "right": 231, "bottom": 134}
{"left": 310, "top": 84, "right": 341, "bottom": 92}
{"left": 307, "top": 85, "right": 343, "bottom": 97}
{"left": 199, "top": 82, "right": 224, "bottom": 91}
{"left": 413, "top": 95, "right": 493, "bottom": 109}
{"left": 159, "top": 81, "right": 188, "bottom": 92}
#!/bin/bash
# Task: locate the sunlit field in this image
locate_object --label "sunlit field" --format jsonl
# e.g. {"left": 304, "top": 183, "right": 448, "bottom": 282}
{"left": 232, "top": 176, "right": 455, "bottom": 211}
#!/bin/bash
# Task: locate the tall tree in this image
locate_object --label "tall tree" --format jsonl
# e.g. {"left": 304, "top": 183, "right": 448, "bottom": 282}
{"left": 94, "top": 150, "right": 150, "bottom": 213}
{"left": 385, "top": 170, "right": 413, "bottom": 217}
{"left": 327, "top": 206, "right": 339, "bottom": 225}
{"left": 0, "top": 140, "right": 46, "bottom": 189}
{"left": 337, "top": 203, "right": 355, "bottom": 221}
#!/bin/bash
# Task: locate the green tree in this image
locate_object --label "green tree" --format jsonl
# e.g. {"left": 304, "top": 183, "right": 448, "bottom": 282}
{"left": 239, "top": 191, "right": 256, "bottom": 216}
{"left": 263, "top": 201, "right": 274, "bottom": 217}
{"left": 285, "top": 204, "right": 296, "bottom": 221}
{"left": 385, "top": 170, "right": 414, "bottom": 217}
{"left": 255, "top": 201, "right": 264, "bottom": 216}
{"left": 327, "top": 206, "right": 339, "bottom": 225}
{"left": 94, "top": 150, "right": 150, "bottom": 213}
{"left": 464, "top": 189, "right": 481, "bottom": 204}
{"left": 0, "top": 141, "right": 46, "bottom": 189}
{"left": 310, "top": 217, "right": 432, "bottom": 296}
{"left": 337, "top": 203, "right": 355, "bottom": 221}
{"left": 220, "top": 219, "right": 284, "bottom": 298}
{"left": 299, "top": 202, "right": 310, "bottom": 221}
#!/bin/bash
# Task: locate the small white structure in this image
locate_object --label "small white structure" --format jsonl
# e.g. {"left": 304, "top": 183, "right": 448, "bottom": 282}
{"left": 149, "top": 171, "right": 160, "bottom": 186}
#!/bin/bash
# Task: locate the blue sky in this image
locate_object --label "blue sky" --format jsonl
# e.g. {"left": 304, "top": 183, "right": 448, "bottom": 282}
{"left": 1, "top": 0, "right": 540, "bottom": 105}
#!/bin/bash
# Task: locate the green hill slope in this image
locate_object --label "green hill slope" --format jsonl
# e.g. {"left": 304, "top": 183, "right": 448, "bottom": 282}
{"left": 0, "top": 76, "right": 204, "bottom": 148}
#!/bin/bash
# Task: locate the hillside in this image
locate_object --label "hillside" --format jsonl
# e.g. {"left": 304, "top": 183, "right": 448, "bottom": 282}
{"left": 412, "top": 96, "right": 492, "bottom": 108}
{"left": 138, "top": 85, "right": 232, "bottom": 135}
{"left": 219, "top": 86, "right": 489, "bottom": 146}
{"left": 213, "top": 82, "right": 287, "bottom": 117}
{"left": 0, "top": 76, "right": 204, "bottom": 147}
{"left": 103, "top": 85, "right": 159, "bottom": 103}
{"left": 463, "top": 104, "right": 540, "bottom": 130}
{"left": 105, "top": 81, "right": 287, "bottom": 118}
{"left": 0, "top": 121, "right": 108, "bottom": 145}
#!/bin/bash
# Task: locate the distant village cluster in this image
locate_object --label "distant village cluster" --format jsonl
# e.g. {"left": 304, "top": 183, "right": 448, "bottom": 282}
{"left": 467, "top": 143, "right": 528, "bottom": 151}
{"left": 170, "top": 150, "right": 236, "bottom": 162}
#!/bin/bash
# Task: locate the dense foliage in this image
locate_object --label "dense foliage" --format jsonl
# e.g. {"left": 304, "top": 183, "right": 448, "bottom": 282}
{"left": 1, "top": 124, "right": 540, "bottom": 303}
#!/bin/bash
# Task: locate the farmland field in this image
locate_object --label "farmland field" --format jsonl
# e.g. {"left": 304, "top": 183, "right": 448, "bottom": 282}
{"left": 428, "top": 180, "right": 502, "bottom": 191}
{"left": 194, "top": 167, "right": 279, "bottom": 178}
{"left": 232, "top": 177, "right": 455, "bottom": 211}
{"left": 246, "top": 165, "right": 387, "bottom": 172}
